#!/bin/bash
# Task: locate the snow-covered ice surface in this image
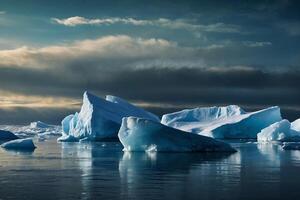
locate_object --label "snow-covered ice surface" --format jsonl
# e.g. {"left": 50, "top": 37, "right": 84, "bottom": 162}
{"left": 257, "top": 120, "right": 300, "bottom": 142}
{"left": 291, "top": 119, "right": 300, "bottom": 131}
{"left": 1, "top": 138, "right": 36, "bottom": 150}
{"left": 0, "top": 122, "right": 61, "bottom": 138}
{"left": 162, "top": 105, "right": 282, "bottom": 139}
{"left": 0, "top": 130, "right": 19, "bottom": 140}
{"left": 118, "top": 117, "right": 236, "bottom": 152}
{"left": 59, "top": 92, "right": 159, "bottom": 142}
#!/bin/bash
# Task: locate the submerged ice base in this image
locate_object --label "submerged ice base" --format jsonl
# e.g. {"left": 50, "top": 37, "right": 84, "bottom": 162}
{"left": 118, "top": 117, "right": 236, "bottom": 152}
{"left": 59, "top": 92, "right": 159, "bottom": 142}
{"left": 162, "top": 105, "right": 282, "bottom": 139}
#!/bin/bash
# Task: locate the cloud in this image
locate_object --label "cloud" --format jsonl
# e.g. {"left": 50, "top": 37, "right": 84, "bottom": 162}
{"left": 0, "top": 35, "right": 192, "bottom": 69}
{"left": 0, "top": 11, "right": 5, "bottom": 15}
{"left": 243, "top": 41, "right": 272, "bottom": 47}
{"left": 52, "top": 16, "right": 241, "bottom": 33}
{"left": 0, "top": 35, "right": 299, "bottom": 123}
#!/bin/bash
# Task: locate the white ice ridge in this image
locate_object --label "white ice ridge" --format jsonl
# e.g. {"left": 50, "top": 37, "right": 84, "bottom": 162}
{"left": 1, "top": 138, "right": 36, "bottom": 150}
{"left": 161, "top": 105, "right": 282, "bottom": 139}
{"left": 118, "top": 117, "right": 236, "bottom": 152}
{"left": 257, "top": 119, "right": 300, "bottom": 142}
{"left": 58, "top": 91, "right": 159, "bottom": 142}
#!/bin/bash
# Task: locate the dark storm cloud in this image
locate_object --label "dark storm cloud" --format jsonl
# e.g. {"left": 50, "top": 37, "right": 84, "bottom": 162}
{"left": 1, "top": 65, "right": 300, "bottom": 123}
{"left": 0, "top": 107, "right": 76, "bottom": 125}
{"left": 0, "top": 65, "right": 299, "bottom": 106}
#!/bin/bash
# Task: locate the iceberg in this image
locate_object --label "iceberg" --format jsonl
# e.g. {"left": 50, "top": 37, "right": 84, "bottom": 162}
{"left": 30, "top": 121, "right": 51, "bottom": 129}
{"left": 59, "top": 91, "right": 159, "bottom": 142}
{"left": 118, "top": 117, "right": 236, "bottom": 152}
{"left": 162, "top": 105, "right": 282, "bottom": 139}
{"left": 291, "top": 119, "right": 300, "bottom": 132}
{"left": 1, "top": 138, "right": 36, "bottom": 150}
{"left": 257, "top": 120, "right": 300, "bottom": 142}
{"left": 0, "top": 130, "right": 19, "bottom": 140}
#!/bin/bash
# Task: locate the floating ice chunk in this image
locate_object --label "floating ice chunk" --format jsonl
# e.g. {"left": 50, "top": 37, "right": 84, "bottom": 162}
{"left": 59, "top": 91, "right": 159, "bottom": 141}
{"left": 0, "top": 130, "right": 19, "bottom": 140}
{"left": 118, "top": 117, "right": 236, "bottom": 152}
{"left": 1, "top": 138, "right": 36, "bottom": 150}
{"left": 282, "top": 142, "right": 300, "bottom": 150}
{"left": 257, "top": 120, "right": 300, "bottom": 142}
{"left": 291, "top": 119, "right": 300, "bottom": 132}
{"left": 162, "top": 106, "right": 281, "bottom": 139}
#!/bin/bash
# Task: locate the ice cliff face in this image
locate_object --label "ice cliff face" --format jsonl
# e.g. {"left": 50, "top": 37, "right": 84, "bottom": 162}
{"left": 58, "top": 92, "right": 159, "bottom": 142}
{"left": 118, "top": 117, "right": 236, "bottom": 152}
{"left": 162, "top": 106, "right": 282, "bottom": 139}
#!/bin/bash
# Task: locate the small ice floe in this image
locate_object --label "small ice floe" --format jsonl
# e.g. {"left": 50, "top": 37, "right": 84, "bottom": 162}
{"left": 1, "top": 138, "right": 36, "bottom": 151}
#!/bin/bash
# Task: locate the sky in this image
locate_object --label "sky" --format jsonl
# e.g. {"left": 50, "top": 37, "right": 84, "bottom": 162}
{"left": 0, "top": 0, "right": 300, "bottom": 124}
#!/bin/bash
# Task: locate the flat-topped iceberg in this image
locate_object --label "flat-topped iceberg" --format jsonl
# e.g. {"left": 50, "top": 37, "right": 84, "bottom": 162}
{"left": 0, "top": 130, "right": 19, "bottom": 140}
{"left": 257, "top": 119, "right": 300, "bottom": 142}
{"left": 58, "top": 92, "right": 159, "bottom": 142}
{"left": 162, "top": 105, "right": 282, "bottom": 139}
{"left": 118, "top": 117, "right": 236, "bottom": 152}
{"left": 1, "top": 138, "right": 36, "bottom": 150}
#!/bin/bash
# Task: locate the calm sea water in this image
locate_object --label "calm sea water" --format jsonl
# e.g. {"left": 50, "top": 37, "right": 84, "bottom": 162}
{"left": 0, "top": 138, "right": 300, "bottom": 200}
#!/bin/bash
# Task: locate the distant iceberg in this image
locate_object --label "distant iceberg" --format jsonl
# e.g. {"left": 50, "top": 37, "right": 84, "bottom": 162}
{"left": 58, "top": 91, "right": 159, "bottom": 142}
{"left": 162, "top": 105, "right": 282, "bottom": 139}
{"left": 0, "top": 130, "right": 19, "bottom": 140}
{"left": 257, "top": 119, "right": 300, "bottom": 142}
{"left": 1, "top": 138, "right": 36, "bottom": 150}
{"left": 0, "top": 121, "right": 61, "bottom": 138}
{"left": 30, "top": 121, "right": 52, "bottom": 129}
{"left": 118, "top": 117, "right": 236, "bottom": 152}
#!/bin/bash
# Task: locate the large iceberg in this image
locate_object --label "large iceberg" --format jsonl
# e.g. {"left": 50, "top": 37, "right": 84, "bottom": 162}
{"left": 58, "top": 92, "right": 159, "bottom": 142}
{"left": 257, "top": 119, "right": 300, "bottom": 142}
{"left": 118, "top": 117, "right": 236, "bottom": 152}
{"left": 162, "top": 105, "right": 282, "bottom": 139}
{"left": 1, "top": 138, "right": 36, "bottom": 150}
{"left": 0, "top": 130, "right": 19, "bottom": 140}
